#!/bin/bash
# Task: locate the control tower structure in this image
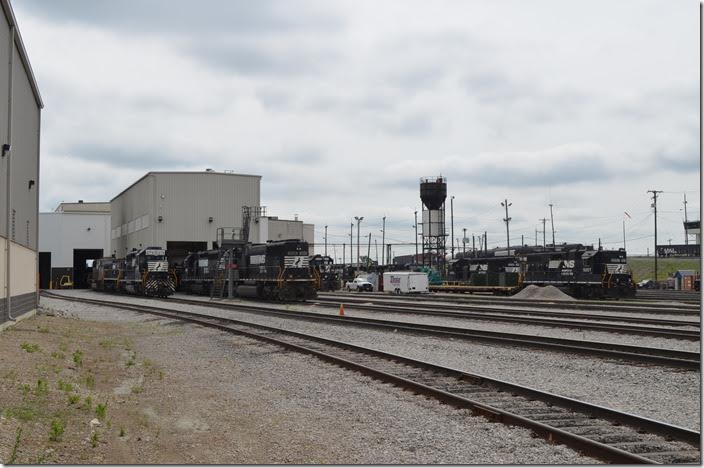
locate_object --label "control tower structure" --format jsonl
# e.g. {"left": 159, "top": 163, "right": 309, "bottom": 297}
{"left": 420, "top": 176, "right": 447, "bottom": 271}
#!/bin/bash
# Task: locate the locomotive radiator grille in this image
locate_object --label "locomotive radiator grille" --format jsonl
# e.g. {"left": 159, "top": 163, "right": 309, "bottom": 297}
{"left": 284, "top": 256, "right": 309, "bottom": 268}
{"left": 148, "top": 261, "right": 169, "bottom": 272}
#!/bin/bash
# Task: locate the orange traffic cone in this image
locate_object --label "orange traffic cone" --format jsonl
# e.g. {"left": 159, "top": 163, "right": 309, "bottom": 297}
{"left": 339, "top": 303, "right": 345, "bottom": 316}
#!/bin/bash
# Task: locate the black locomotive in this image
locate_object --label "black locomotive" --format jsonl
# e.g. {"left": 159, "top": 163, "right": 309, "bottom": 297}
{"left": 448, "top": 244, "right": 636, "bottom": 299}
{"left": 91, "top": 247, "right": 175, "bottom": 298}
{"left": 179, "top": 239, "right": 317, "bottom": 301}
{"left": 309, "top": 254, "right": 339, "bottom": 291}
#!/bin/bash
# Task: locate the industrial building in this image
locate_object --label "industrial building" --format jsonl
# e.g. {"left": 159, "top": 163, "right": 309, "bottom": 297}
{"left": 0, "top": 0, "right": 42, "bottom": 325}
{"left": 110, "top": 170, "right": 314, "bottom": 268}
{"left": 38, "top": 202, "right": 111, "bottom": 289}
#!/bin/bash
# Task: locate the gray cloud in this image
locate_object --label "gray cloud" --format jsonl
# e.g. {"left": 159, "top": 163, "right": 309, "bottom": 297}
{"left": 14, "top": 0, "right": 341, "bottom": 36}
{"left": 67, "top": 143, "right": 193, "bottom": 169}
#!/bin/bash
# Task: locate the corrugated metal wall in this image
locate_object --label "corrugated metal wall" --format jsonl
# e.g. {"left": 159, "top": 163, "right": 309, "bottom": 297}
{"left": 39, "top": 213, "right": 111, "bottom": 267}
{"left": 0, "top": 12, "right": 41, "bottom": 250}
{"left": 111, "top": 172, "right": 261, "bottom": 253}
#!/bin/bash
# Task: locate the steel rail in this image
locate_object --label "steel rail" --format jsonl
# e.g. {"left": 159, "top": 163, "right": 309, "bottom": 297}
{"left": 320, "top": 292, "right": 700, "bottom": 315}
{"left": 41, "top": 291, "right": 701, "bottom": 464}
{"left": 164, "top": 296, "right": 700, "bottom": 367}
{"left": 310, "top": 297, "right": 701, "bottom": 338}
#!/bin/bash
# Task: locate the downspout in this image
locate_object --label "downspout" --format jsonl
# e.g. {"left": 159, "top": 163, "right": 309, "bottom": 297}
{"left": 5, "top": 25, "right": 15, "bottom": 320}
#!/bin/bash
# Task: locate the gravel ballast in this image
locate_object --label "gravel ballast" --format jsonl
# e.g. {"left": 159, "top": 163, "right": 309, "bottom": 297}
{"left": 33, "top": 296, "right": 600, "bottom": 464}
{"left": 44, "top": 291, "right": 701, "bottom": 431}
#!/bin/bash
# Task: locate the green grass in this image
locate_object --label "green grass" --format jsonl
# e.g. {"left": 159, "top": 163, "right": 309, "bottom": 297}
{"left": 628, "top": 256, "right": 701, "bottom": 282}
{"left": 57, "top": 381, "right": 73, "bottom": 392}
{"left": 72, "top": 350, "right": 84, "bottom": 367}
{"left": 95, "top": 402, "right": 107, "bottom": 420}
{"left": 4, "top": 405, "right": 40, "bottom": 422}
{"left": 20, "top": 343, "right": 40, "bottom": 353}
{"left": 48, "top": 419, "right": 65, "bottom": 442}
{"left": 35, "top": 379, "right": 49, "bottom": 396}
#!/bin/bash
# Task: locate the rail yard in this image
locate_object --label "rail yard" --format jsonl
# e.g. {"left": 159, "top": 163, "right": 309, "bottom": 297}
{"left": 13, "top": 287, "right": 695, "bottom": 464}
{"left": 0, "top": 0, "right": 700, "bottom": 465}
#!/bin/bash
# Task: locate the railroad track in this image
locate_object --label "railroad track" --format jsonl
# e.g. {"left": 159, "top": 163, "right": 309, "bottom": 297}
{"left": 320, "top": 292, "right": 701, "bottom": 316}
{"left": 310, "top": 297, "right": 701, "bottom": 339}
{"left": 42, "top": 291, "right": 700, "bottom": 464}
{"left": 43, "top": 291, "right": 699, "bottom": 368}
{"left": 636, "top": 290, "right": 701, "bottom": 304}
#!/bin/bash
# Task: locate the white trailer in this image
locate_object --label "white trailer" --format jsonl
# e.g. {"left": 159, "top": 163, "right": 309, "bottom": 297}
{"left": 383, "top": 271, "right": 429, "bottom": 294}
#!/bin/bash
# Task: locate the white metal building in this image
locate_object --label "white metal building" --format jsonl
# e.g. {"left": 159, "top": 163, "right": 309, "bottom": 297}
{"left": 110, "top": 171, "right": 262, "bottom": 260}
{"left": 256, "top": 216, "right": 314, "bottom": 246}
{"left": 38, "top": 202, "right": 111, "bottom": 289}
{"left": 0, "top": 0, "right": 42, "bottom": 326}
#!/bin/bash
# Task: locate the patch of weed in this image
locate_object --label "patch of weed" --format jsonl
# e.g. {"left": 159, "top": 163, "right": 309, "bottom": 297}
{"left": 48, "top": 419, "right": 65, "bottom": 442}
{"left": 81, "top": 396, "right": 92, "bottom": 411}
{"left": 67, "top": 394, "right": 80, "bottom": 405}
{"left": 58, "top": 342, "right": 68, "bottom": 352}
{"left": 131, "top": 384, "right": 143, "bottom": 394}
{"left": 142, "top": 358, "right": 153, "bottom": 367}
{"left": 50, "top": 351, "right": 64, "bottom": 360}
{"left": 95, "top": 402, "right": 107, "bottom": 420}
{"left": 7, "top": 427, "right": 22, "bottom": 464}
{"left": 91, "top": 432, "right": 99, "bottom": 448}
{"left": 35, "top": 379, "right": 49, "bottom": 396}
{"left": 126, "top": 351, "right": 137, "bottom": 367}
{"left": 99, "top": 339, "right": 114, "bottom": 349}
{"left": 5, "top": 406, "right": 39, "bottom": 422}
{"left": 84, "top": 373, "right": 95, "bottom": 389}
{"left": 119, "top": 426, "right": 125, "bottom": 437}
{"left": 72, "top": 350, "right": 83, "bottom": 367}
{"left": 57, "top": 380, "right": 73, "bottom": 392}
{"left": 19, "top": 383, "right": 31, "bottom": 398}
{"left": 20, "top": 342, "right": 39, "bottom": 353}
{"left": 37, "top": 325, "right": 49, "bottom": 333}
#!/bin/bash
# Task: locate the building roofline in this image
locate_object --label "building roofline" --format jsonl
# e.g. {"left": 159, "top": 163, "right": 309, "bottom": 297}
{"left": 1, "top": 0, "right": 44, "bottom": 109}
{"left": 110, "top": 171, "right": 262, "bottom": 202}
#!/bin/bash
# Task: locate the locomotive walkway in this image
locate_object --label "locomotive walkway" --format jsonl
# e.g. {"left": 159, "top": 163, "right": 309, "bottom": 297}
{"left": 40, "top": 292, "right": 701, "bottom": 464}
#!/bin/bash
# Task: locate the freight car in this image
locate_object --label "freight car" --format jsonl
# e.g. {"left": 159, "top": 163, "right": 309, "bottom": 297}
{"left": 179, "top": 239, "right": 317, "bottom": 301}
{"left": 91, "top": 247, "right": 174, "bottom": 297}
{"left": 446, "top": 244, "right": 635, "bottom": 299}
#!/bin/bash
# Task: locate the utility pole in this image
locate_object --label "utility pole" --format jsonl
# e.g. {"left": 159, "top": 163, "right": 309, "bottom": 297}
{"left": 350, "top": 222, "right": 353, "bottom": 264}
{"left": 343, "top": 243, "right": 345, "bottom": 265}
{"left": 501, "top": 199, "right": 512, "bottom": 249}
{"left": 450, "top": 196, "right": 455, "bottom": 259}
{"left": 539, "top": 218, "right": 547, "bottom": 247}
{"left": 484, "top": 231, "right": 488, "bottom": 255}
{"left": 324, "top": 225, "right": 328, "bottom": 257}
{"left": 367, "top": 232, "right": 371, "bottom": 267}
{"left": 333, "top": 244, "right": 337, "bottom": 264}
{"left": 549, "top": 203, "right": 555, "bottom": 246}
{"left": 648, "top": 190, "right": 663, "bottom": 283}
{"left": 381, "top": 216, "right": 386, "bottom": 265}
{"left": 684, "top": 193, "right": 689, "bottom": 245}
{"left": 462, "top": 227, "right": 467, "bottom": 255}
{"left": 374, "top": 239, "right": 378, "bottom": 263}
{"left": 521, "top": 234, "right": 524, "bottom": 246}
{"left": 472, "top": 234, "right": 475, "bottom": 257}
{"left": 414, "top": 211, "right": 418, "bottom": 265}
{"left": 354, "top": 216, "right": 364, "bottom": 277}
{"left": 622, "top": 220, "right": 626, "bottom": 250}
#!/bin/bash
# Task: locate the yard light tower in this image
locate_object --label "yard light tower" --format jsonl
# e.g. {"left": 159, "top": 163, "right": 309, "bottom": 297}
{"left": 501, "top": 199, "right": 512, "bottom": 249}
{"left": 324, "top": 225, "right": 328, "bottom": 257}
{"left": 450, "top": 196, "right": 455, "bottom": 259}
{"left": 354, "top": 216, "right": 364, "bottom": 277}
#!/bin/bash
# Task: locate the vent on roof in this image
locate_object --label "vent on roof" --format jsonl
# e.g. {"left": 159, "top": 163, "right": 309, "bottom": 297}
{"left": 205, "top": 168, "right": 214, "bottom": 172}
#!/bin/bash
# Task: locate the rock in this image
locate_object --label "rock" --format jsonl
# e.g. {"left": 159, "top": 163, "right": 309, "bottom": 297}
{"left": 90, "top": 418, "right": 101, "bottom": 427}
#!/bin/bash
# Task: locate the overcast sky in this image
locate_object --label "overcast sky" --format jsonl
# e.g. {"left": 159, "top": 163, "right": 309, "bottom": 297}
{"left": 13, "top": 0, "right": 700, "bottom": 259}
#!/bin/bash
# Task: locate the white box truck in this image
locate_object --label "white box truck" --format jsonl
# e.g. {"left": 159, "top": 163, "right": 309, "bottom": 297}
{"left": 383, "top": 271, "right": 429, "bottom": 294}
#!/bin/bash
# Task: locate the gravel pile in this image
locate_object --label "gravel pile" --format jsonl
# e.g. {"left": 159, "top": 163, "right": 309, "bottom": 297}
{"left": 512, "top": 285, "right": 576, "bottom": 301}
{"left": 39, "top": 293, "right": 599, "bottom": 464}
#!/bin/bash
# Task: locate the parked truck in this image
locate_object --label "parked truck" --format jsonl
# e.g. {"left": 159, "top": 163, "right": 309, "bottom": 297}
{"left": 383, "top": 271, "right": 429, "bottom": 294}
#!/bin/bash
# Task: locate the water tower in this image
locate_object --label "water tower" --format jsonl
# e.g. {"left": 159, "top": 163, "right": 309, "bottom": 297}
{"left": 420, "top": 176, "right": 447, "bottom": 270}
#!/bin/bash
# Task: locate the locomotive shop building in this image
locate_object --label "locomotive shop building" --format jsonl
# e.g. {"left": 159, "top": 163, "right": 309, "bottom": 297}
{"left": 111, "top": 171, "right": 262, "bottom": 260}
{"left": 38, "top": 202, "right": 111, "bottom": 289}
{"left": 0, "top": 0, "right": 42, "bottom": 326}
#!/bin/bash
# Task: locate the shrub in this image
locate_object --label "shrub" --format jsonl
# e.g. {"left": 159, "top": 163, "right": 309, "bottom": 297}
{"left": 49, "top": 419, "right": 65, "bottom": 442}
{"left": 20, "top": 343, "right": 39, "bottom": 353}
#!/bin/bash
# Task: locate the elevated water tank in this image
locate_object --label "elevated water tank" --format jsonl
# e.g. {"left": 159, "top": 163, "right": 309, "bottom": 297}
{"left": 420, "top": 176, "right": 447, "bottom": 210}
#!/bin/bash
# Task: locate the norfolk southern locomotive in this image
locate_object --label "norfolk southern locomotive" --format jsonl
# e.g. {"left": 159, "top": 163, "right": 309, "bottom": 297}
{"left": 180, "top": 239, "right": 317, "bottom": 301}
{"left": 91, "top": 247, "right": 175, "bottom": 297}
{"left": 447, "top": 244, "right": 635, "bottom": 298}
